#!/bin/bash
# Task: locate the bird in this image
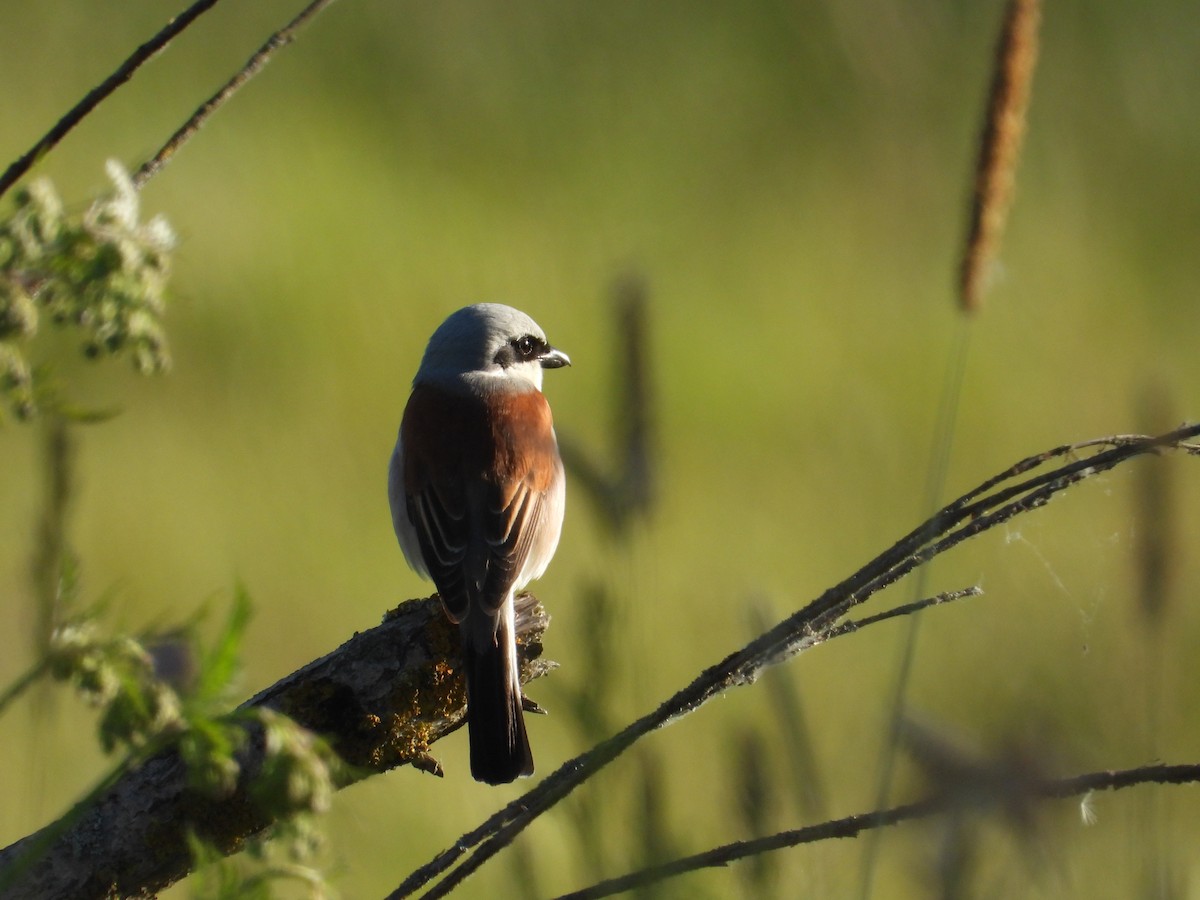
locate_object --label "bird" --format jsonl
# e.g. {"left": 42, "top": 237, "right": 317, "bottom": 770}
{"left": 388, "top": 303, "right": 569, "bottom": 784}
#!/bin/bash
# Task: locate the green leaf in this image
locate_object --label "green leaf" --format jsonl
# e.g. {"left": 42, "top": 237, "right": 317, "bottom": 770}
{"left": 193, "top": 585, "right": 254, "bottom": 708}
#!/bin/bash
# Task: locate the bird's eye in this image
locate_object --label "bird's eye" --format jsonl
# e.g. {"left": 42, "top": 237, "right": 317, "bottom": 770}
{"left": 513, "top": 336, "right": 539, "bottom": 360}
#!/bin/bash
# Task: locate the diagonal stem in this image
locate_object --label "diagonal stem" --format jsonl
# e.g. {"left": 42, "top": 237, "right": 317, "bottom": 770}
{"left": 0, "top": 0, "right": 226, "bottom": 200}
{"left": 133, "top": 0, "right": 341, "bottom": 189}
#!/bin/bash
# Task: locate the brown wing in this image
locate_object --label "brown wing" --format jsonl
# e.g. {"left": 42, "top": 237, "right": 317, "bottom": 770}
{"left": 400, "top": 385, "right": 561, "bottom": 624}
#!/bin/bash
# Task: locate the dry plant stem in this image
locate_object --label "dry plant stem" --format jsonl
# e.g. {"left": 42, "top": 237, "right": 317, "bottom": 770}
{"left": 958, "top": 0, "right": 1042, "bottom": 313}
{"left": 553, "top": 763, "right": 1200, "bottom": 900}
{"left": 0, "top": 0, "right": 226, "bottom": 201}
{"left": 0, "top": 596, "right": 551, "bottom": 900}
{"left": 393, "top": 425, "right": 1200, "bottom": 900}
{"left": 133, "top": 0, "right": 342, "bottom": 189}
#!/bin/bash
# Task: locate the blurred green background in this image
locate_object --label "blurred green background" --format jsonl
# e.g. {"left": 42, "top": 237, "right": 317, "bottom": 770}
{"left": 2, "top": 1, "right": 1199, "bottom": 896}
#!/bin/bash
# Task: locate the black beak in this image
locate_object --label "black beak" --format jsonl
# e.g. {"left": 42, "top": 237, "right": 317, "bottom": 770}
{"left": 539, "top": 346, "right": 571, "bottom": 369}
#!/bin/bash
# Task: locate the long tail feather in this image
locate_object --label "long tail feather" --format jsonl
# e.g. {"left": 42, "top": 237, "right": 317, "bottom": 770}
{"left": 462, "top": 600, "right": 533, "bottom": 785}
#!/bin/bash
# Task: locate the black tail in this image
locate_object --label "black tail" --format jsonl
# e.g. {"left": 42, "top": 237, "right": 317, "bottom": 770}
{"left": 462, "top": 609, "right": 534, "bottom": 785}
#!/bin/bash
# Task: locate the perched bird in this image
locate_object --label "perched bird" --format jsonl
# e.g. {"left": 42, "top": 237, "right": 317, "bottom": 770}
{"left": 389, "top": 303, "right": 569, "bottom": 784}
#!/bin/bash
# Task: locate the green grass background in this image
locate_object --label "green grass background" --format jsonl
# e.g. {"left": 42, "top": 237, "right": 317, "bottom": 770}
{"left": 2, "top": 1, "right": 1199, "bottom": 896}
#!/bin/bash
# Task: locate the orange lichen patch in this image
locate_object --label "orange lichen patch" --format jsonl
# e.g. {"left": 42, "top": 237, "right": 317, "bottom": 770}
{"left": 373, "top": 649, "right": 467, "bottom": 770}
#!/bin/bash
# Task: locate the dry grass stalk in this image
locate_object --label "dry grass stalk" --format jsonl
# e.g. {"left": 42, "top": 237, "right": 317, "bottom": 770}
{"left": 958, "top": 0, "right": 1042, "bottom": 314}
{"left": 557, "top": 273, "right": 655, "bottom": 534}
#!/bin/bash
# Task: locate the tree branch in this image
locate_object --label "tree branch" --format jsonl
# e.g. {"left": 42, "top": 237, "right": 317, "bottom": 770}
{"left": 0, "top": 595, "right": 551, "bottom": 899}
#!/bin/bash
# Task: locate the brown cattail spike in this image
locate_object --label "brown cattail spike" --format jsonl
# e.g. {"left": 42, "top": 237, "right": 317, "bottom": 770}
{"left": 958, "top": 0, "right": 1042, "bottom": 315}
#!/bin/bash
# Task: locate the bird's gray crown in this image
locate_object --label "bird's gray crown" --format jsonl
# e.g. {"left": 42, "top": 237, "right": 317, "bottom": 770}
{"left": 415, "top": 303, "right": 553, "bottom": 392}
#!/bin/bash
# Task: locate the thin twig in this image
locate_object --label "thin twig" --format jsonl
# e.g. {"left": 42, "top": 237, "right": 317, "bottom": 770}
{"left": 389, "top": 425, "right": 1200, "bottom": 899}
{"left": 133, "top": 0, "right": 342, "bottom": 189}
{"left": 0, "top": 0, "right": 226, "bottom": 201}
{"left": 552, "top": 762, "right": 1200, "bottom": 900}
{"left": 825, "top": 586, "right": 982, "bottom": 641}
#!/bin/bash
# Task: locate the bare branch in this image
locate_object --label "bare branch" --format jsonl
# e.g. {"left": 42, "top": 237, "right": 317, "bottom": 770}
{"left": 0, "top": 0, "right": 226, "bottom": 201}
{"left": 133, "top": 0, "right": 342, "bottom": 189}
{"left": 0, "top": 595, "right": 551, "bottom": 899}
{"left": 552, "top": 763, "right": 1200, "bottom": 900}
{"left": 391, "top": 425, "right": 1200, "bottom": 899}
{"left": 822, "top": 586, "right": 983, "bottom": 642}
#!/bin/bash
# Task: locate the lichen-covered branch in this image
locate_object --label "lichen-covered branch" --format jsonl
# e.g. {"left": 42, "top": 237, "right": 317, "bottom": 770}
{"left": 0, "top": 594, "right": 551, "bottom": 899}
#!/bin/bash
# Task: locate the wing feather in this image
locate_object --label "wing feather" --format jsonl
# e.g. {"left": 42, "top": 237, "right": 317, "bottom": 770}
{"left": 397, "top": 384, "right": 563, "bottom": 625}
